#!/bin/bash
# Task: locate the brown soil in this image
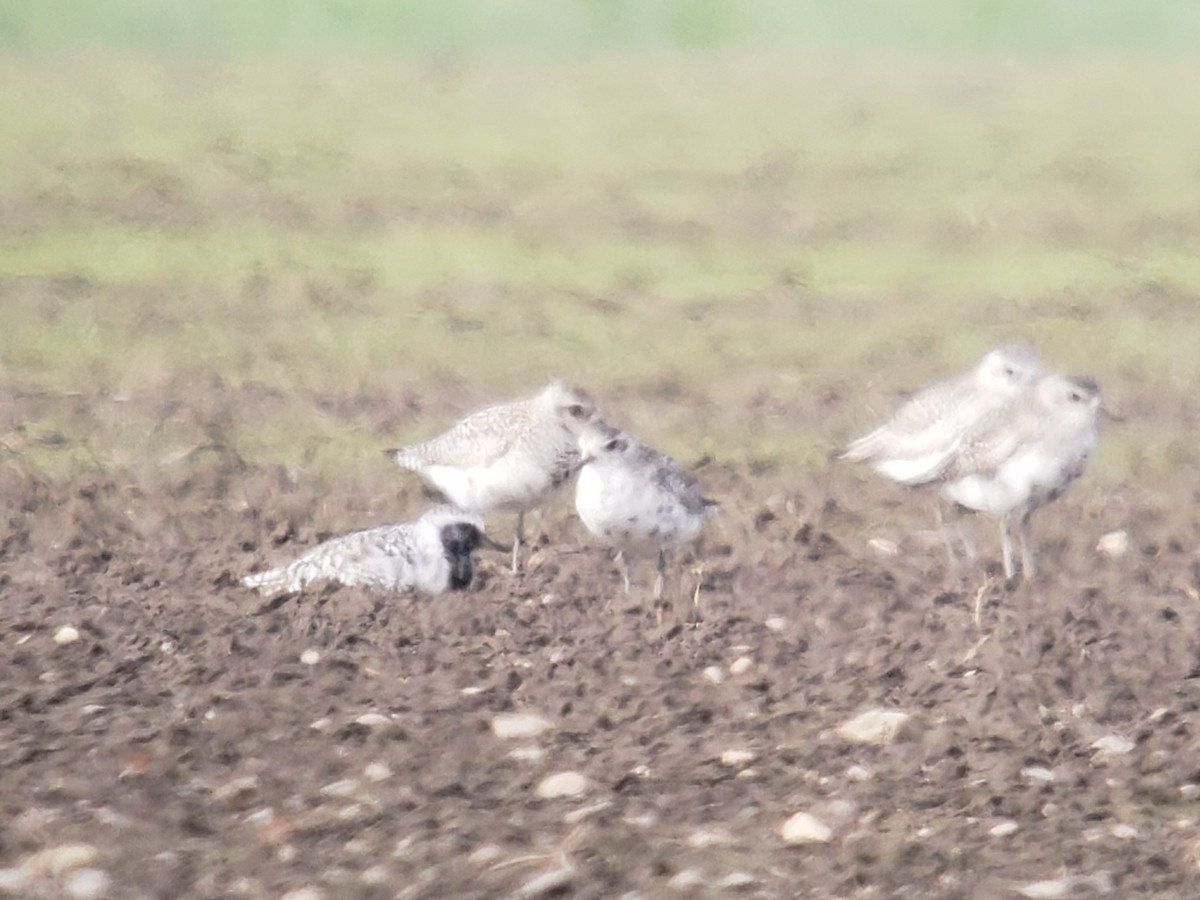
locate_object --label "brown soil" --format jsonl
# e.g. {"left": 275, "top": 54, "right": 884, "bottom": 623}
{"left": 2, "top": 393, "right": 1199, "bottom": 899}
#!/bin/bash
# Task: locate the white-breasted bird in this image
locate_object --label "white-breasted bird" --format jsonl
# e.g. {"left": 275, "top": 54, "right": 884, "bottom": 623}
{"left": 841, "top": 343, "right": 1046, "bottom": 485}
{"left": 936, "top": 372, "right": 1103, "bottom": 580}
{"left": 386, "top": 382, "right": 605, "bottom": 572}
{"left": 575, "top": 425, "right": 718, "bottom": 601}
{"left": 241, "top": 506, "right": 488, "bottom": 596}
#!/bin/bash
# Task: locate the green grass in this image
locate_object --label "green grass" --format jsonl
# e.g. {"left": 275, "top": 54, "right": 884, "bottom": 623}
{"left": 1, "top": 53, "right": 1198, "bottom": 486}
{"left": 6, "top": 1, "right": 1200, "bottom": 55}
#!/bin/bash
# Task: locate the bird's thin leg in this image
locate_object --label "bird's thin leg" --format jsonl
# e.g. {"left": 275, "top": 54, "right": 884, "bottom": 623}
{"left": 653, "top": 550, "right": 666, "bottom": 602}
{"left": 616, "top": 550, "right": 631, "bottom": 595}
{"left": 1018, "top": 511, "right": 1037, "bottom": 581}
{"left": 511, "top": 511, "right": 524, "bottom": 574}
{"left": 999, "top": 516, "right": 1015, "bottom": 580}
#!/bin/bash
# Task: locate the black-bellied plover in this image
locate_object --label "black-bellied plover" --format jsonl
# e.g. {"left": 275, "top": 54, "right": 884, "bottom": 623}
{"left": 575, "top": 425, "right": 718, "bottom": 605}
{"left": 841, "top": 343, "right": 1045, "bottom": 484}
{"left": 241, "top": 506, "right": 487, "bottom": 596}
{"left": 937, "top": 372, "right": 1102, "bottom": 580}
{"left": 386, "top": 382, "right": 605, "bottom": 572}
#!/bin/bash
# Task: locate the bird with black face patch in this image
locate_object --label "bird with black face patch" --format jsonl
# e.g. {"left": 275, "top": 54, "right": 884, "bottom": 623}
{"left": 241, "top": 506, "right": 487, "bottom": 596}
{"left": 386, "top": 381, "right": 606, "bottom": 573}
{"left": 575, "top": 425, "right": 718, "bottom": 606}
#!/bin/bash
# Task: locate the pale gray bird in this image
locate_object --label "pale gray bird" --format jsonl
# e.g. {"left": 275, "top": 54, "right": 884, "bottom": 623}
{"left": 841, "top": 342, "right": 1046, "bottom": 484}
{"left": 242, "top": 506, "right": 488, "bottom": 596}
{"left": 575, "top": 426, "right": 718, "bottom": 601}
{"left": 386, "top": 382, "right": 605, "bottom": 573}
{"left": 936, "top": 373, "right": 1103, "bottom": 580}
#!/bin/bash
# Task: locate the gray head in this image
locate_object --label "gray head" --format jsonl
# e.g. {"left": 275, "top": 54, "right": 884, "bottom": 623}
{"left": 535, "top": 381, "right": 601, "bottom": 428}
{"left": 975, "top": 342, "right": 1045, "bottom": 393}
{"left": 577, "top": 423, "right": 631, "bottom": 464}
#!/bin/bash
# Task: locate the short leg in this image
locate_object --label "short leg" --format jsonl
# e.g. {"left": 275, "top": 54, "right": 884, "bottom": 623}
{"left": 615, "top": 550, "right": 631, "bottom": 594}
{"left": 999, "top": 517, "right": 1015, "bottom": 580}
{"left": 1017, "top": 511, "right": 1037, "bottom": 580}
{"left": 511, "top": 511, "right": 524, "bottom": 574}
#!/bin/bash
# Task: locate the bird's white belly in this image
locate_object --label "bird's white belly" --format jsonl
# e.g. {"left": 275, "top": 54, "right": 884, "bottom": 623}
{"left": 576, "top": 466, "right": 701, "bottom": 550}
{"left": 942, "top": 448, "right": 1065, "bottom": 516}
{"left": 423, "top": 459, "right": 556, "bottom": 514}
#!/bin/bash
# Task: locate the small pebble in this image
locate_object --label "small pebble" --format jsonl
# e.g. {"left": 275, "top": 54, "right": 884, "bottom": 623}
{"left": 867, "top": 537, "right": 900, "bottom": 557}
{"left": 516, "top": 867, "right": 574, "bottom": 898}
{"left": 508, "top": 745, "right": 546, "bottom": 763}
{"left": 836, "top": 709, "right": 911, "bottom": 745}
{"left": 990, "top": 820, "right": 1019, "bottom": 837}
{"left": 54, "top": 626, "right": 80, "bottom": 646}
{"left": 468, "top": 845, "right": 503, "bottom": 866}
{"left": 764, "top": 616, "right": 787, "bottom": 632}
{"left": 1091, "top": 735, "right": 1135, "bottom": 756}
{"left": 1096, "top": 530, "right": 1129, "bottom": 558}
{"left": 702, "top": 666, "right": 725, "bottom": 685}
{"left": 846, "top": 765, "right": 872, "bottom": 782}
{"left": 720, "top": 749, "right": 756, "bottom": 768}
{"left": 1021, "top": 766, "right": 1057, "bottom": 783}
{"left": 279, "top": 888, "right": 326, "bottom": 900}
{"left": 1110, "top": 823, "right": 1138, "bottom": 839}
{"left": 687, "top": 828, "right": 734, "bottom": 848}
{"left": 63, "top": 868, "right": 111, "bottom": 900}
{"left": 354, "top": 713, "right": 390, "bottom": 728}
{"left": 667, "top": 869, "right": 705, "bottom": 890}
{"left": 300, "top": 649, "right": 320, "bottom": 665}
{"left": 718, "top": 872, "right": 756, "bottom": 889}
{"left": 319, "top": 779, "right": 360, "bottom": 799}
{"left": 780, "top": 812, "right": 832, "bottom": 844}
{"left": 729, "top": 657, "right": 754, "bottom": 676}
{"left": 535, "top": 772, "right": 589, "bottom": 800}
{"left": 492, "top": 712, "right": 553, "bottom": 740}
{"left": 363, "top": 762, "right": 391, "bottom": 782}
{"left": 359, "top": 865, "right": 389, "bottom": 887}
{"left": 23, "top": 844, "right": 99, "bottom": 876}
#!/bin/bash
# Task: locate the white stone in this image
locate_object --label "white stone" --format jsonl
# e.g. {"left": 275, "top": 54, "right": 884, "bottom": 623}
{"left": 24, "top": 844, "right": 98, "bottom": 875}
{"left": 720, "top": 749, "right": 756, "bottom": 768}
{"left": 468, "top": 845, "right": 503, "bottom": 866}
{"left": 990, "top": 820, "right": 1019, "bottom": 837}
{"left": 319, "top": 779, "right": 360, "bottom": 798}
{"left": 300, "top": 649, "right": 320, "bottom": 665}
{"left": 354, "top": 713, "right": 391, "bottom": 728}
{"left": 729, "top": 657, "right": 754, "bottom": 676}
{"left": 280, "top": 888, "right": 326, "bottom": 900}
{"left": 0, "top": 868, "right": 31, "bottom": 893}
{"left": 1016, "top": 873, "right": 1113, "bottom": 898}
{"left": 363, "top": 762, "right": 392, "bottom": 782}
{"left": 535, "top": 771, "right": 589, "bottom": 800}
{"left": 780, "top": 812, "right": 832, "bottom": 844}
{"left": 1110, "top": 823, "right": 1138, "bottom": 839}
{"left": 836, "top": 709, "right": 911, "bottom": 745}
{"left": 310, "top": 718, "right": 332, "bottom": 732}
{"left": 1091, "top": 735, "right": 1135, "bottom": 756}
{"left": 667, "top": 869, "right": 705, "bottom": 890}
{"left": 718, "top": 872, "right": 756, "bottom": 889}
{"left": 764, "top": 616, "right": 787, "bottom": 632}
{"left": 360, "top": 865, "right": 389, "bottom": 887}
{"left": 563, "top": 800, "right": 611, "bottom": 825}
{"left": 702, "top": 666, "right": 725, "bottom": 685}
{"left": 687, "top": 828, "right": 734, "bottom": 849}
{"left": 516, "top": 867, "right": 574, "bottom": 898}
{"left": 54, "top": 626, "right": 80, "bottom": 645}
{"left": 63, "top": 868, "right": 111, "bottom": 900}
{"left": 1020, "top": 766, "right": 1057, "bottom": 783}
{"left": 460, "top": 686, "right": 484, "bottom": 695}
{"left": 846, "top": 765, "right": 872, "bottom": 782}
{"left": 508, "top": 745, "right": 546, "bottom": 763}
{"left": 868, "top": 537, "right": 900, "bottom": 557}
{"left": 491, "top": 712, "right": 553, "bottom": 740}
{"left": 1096, "top": 530, "right": 1129, "bottom": 558}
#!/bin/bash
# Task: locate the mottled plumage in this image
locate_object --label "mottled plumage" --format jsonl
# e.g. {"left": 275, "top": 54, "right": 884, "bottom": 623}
{"left": 386, "top": 382, "right": 606, "bottom": 572}
{"left": 242, "top": 506, "right": 486, "bottom": 597}
{"left": 937, "top": 373, "right": 1102, "bottom": 579}
{"left": 575, "top": 426, "right": 718, "bottom": 598}
{"left": 841, "top": 343, "right": 1046, "bottom": 485}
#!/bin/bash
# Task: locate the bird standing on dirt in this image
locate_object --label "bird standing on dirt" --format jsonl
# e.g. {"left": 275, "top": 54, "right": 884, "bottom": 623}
{"left": 935, "top": 372, "right": 1103, "bottom": 580}
{"left": 241, "top": 506, "right": 488, "bottom": 596}
{"left": 385, "top": 382, "right": 606, "bottom": 573}
{"left": 575, "top": 425, "right": 718, "bottom": 606}
{"left": 841, "top": 342, "right": 1046, "bottom": 484}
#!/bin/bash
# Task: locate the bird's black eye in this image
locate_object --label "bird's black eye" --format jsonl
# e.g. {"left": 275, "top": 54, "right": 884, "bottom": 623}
{"left": 1003, "top": 366, "right": 1016, "bottom": 377}
{"left": 605, "top": 438, "right": 626, "bottom": 452}
{"left": 567, "top": 404, "right": 587, "bottom": 419}
{"left": 1069, "top": 391, "right": 1083, "bottom": 403}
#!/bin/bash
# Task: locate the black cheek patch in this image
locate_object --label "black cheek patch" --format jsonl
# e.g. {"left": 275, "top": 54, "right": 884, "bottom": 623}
{"left": 441, "top": 523, "right": 483, "bottom": 590}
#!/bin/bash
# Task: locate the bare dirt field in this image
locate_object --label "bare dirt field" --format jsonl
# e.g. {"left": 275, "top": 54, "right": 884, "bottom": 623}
{"left": 2, "top": 377, "right": 1199, "bottom": 900}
